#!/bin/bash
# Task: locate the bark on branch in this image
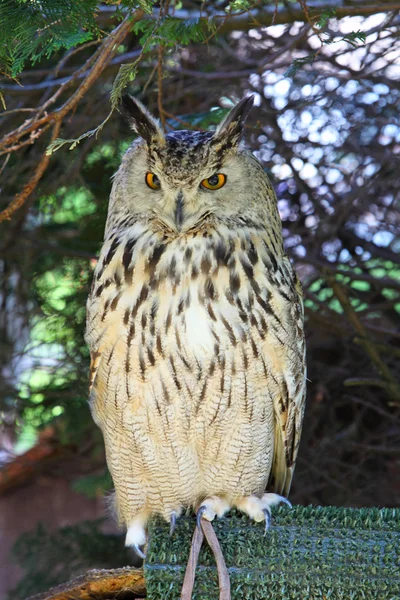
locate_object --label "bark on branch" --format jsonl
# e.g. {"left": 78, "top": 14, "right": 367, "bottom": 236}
{"left": 27, "top": 568, "right": 146, "bottom": 600}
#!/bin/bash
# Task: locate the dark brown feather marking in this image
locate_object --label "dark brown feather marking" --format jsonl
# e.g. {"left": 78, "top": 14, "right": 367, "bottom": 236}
{"left": 225, "top": 290, "right": 234, "bottom": 305}
{"left": 177, "top": 298, "right": 185, "bottom": 315}
{"left": 214, "top": 241, "right": 230, "bottom": 266}
{"left": 250, "top": 279, "right": 261, "bottom": 294}
{"left": 156, "top": 333, "right": 163, "bottom": 355}
{"left": 150, "top": 301, "right": 158, "bottom": 321}
{"left": 204, "top": 278, "right": 216, "bottom": 300}
{"left": 139, "top": 351, "right": 146, "bottom": 380}
{"left": 282, "top": 378, "right": 290, "bottom": 409}
{"left": 201, "top": 255, "right": 212, "bottom": 273}
{"left": 229, "top": 271, "right": 240, "bottom": 295}
{"left": 207, "top": 303, "right": 217, "bottom": 321}
{"left": 227, "top": 384, "right": 232, "bottom": 408}
{"left": 110, "top": 292, "right": 122, "bottom": 311}
{"left": 169, "top": 357, "right": 181, "bottom": 391}
{"left": 250, "top": 337, "right": 258, "bottom": 358}
{"left": 241, "top": 256, "right": 254, "bottom": 280}
{"left": 104, "top": 237, "right": 119, "bottom": 266}
{"left": 147, "top": 243, "right": 167, "bottom": 275}
{"left": 248, "top": 241, "right": 259, "bottom": 265}
{"left": 221, "top": 316, "right": 236, "bottom": 346}
{"left": 123, "top": 237, "right": 137, "bottom": 268}
{"left": 131, "top": 286, "right": 149, "bottom": 319}
{"left": 243, "top": 350, "right": 249, "bottom": 370}
{"left": 95, "top": 283, "right": 105, "bottom": 298}
{"left": 184, "top": 247, "right": 193, "bottom": 262}
{"left": 220, "top": 372, "right": 225, "bottom": 394}
{"left": 127, "top": 321, "right": 135, "bottom": 345}
{"left": 197, "top": 380, "right": 208, "bottom": 413}
{"left": 166, "top": 311, "right": 172, "bottom": 332}
{"left": 101, "top": 298, "right": 111, "bottom": 321}
{"left": 147, "top": 347, "right": 155, "bottom": 366}
{"left": 161, "top": 379, "right": 171, "bottom": 403}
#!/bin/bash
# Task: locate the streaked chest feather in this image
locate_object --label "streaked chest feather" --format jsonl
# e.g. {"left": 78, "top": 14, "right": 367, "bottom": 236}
{"left": 87, "top": 222, "right": 303, "bottom": 392}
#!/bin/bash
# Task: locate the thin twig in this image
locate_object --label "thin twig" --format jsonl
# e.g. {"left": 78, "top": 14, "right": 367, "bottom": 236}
{"left": 0, "top": 120, "right": 61, "bottom": 223}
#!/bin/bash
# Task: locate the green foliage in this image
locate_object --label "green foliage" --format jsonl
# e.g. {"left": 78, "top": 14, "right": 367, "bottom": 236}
{"left": 132, "top": 16, "right": 217, "bottom": 48}
{"left": 225, "top": 0, "right": 253, "bottom": 13}
{"left": 316, "top": 8, "right": 336, "bottom": 29}
{"left": 15, "top": 182, "right": 105, "bottom": 435}
{"left": 0, "top": 0, "right": 100, "bottom": 77}
{"left": 285, "top": 11, "right": 366, "bottom": 78}
{"left": 9, "top": 521, "right": 130, "bottom": 600}
{"left": 304, "top": 261, "right": 400, "bottom": 316}
{"left": 110, "top": 63, "right": 140, "bottom": 110}
{"left": 46, "top": 121, "right": 112, "bottom": 155}
{"left": 123, "top": 0, "right": 156, "bottom": 14}
{"left": 342, "top": 30, "right": 367, "bottom": 47}
{"left": 72, "top": 470, "right": 113, "bottom": 499}
{"left": 285, "top": 53, "right": 317, "bottom": 78}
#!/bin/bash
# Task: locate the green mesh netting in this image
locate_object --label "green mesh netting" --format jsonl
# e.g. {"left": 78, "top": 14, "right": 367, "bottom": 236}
{"left": 145, "top": 505, "right": 400, "bottom": 599}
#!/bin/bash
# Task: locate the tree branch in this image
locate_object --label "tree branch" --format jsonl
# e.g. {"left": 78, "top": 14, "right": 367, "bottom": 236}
{"left": 172, "top": 2, "right": 400, "bottom": 32}
{"left": 27, "top": 568, "right": 145, "bottom": 600}
{"left": 0, "top": 120, "right": 61, "bottom": 223}
{"left": 0, "top": 11, "right": 144, "bottom": 222}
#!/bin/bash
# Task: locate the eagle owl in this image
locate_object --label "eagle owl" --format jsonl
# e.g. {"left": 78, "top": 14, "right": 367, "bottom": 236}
{"left": 86, "top": 95, "right": 306, "bottom": 560}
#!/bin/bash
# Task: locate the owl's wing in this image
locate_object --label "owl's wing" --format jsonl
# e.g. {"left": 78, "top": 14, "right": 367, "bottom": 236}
{"left": 267, "top": 273, "right": 306, "bottom": 498}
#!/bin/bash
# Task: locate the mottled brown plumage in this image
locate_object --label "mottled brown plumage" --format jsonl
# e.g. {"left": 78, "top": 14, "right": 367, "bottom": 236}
{"left": 86, "top": 96, "right": 306, "bottom": 559}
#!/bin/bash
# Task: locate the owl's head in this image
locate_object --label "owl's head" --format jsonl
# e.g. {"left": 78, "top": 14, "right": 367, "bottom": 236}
{"left": 109, "top": 95, "right": 276, "bottom": 235}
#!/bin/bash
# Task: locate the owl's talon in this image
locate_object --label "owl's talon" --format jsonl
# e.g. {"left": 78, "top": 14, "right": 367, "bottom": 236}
{"left": 196, "top": 496, "right": 230, "bottom": 528}
{"left": 280, "top": 496, "right": 292, "bottom": 508}
{"left": 196, "top": 505, "right": 207, "bottom": 529}
{"left": 170, "top": 511, "right": 177, "bottom": 537}
{"left": 133, "top": 544, "right": 146, "bottom": 560}
{"left": 261, "top": 492, "right": 292, "bottom": 509}
{"left": 236, "top": 492, "right": 292, "bottom": 528}
{"left": 262, "top": 508, "right": 271, "bottom": 532}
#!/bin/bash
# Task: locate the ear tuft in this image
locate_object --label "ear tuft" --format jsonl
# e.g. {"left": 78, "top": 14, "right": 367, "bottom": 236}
{"left": 121, "top": 95, "right": 164, "bottom": 145}
{"left": 212, "top": 95, "right": 254, "bottom": 149}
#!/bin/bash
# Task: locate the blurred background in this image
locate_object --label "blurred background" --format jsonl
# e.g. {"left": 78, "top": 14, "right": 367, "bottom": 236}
{"left": 0, "top": 1, "right": 399, "bottom": 598}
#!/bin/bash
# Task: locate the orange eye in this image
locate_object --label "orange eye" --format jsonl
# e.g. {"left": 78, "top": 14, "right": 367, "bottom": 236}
{"left": 145, "top": 172, "right": 161, "bottom": 190}
{"left": 201, "top": 173, "right": 226, "bottom": 190}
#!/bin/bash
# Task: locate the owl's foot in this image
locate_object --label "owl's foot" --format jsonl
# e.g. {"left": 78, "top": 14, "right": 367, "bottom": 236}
{"left": 125, "top": 517, "right": 147, "bottom": 559}
{"left": 196, "top": 496, "right": 230, "bottom": 529}
{"left": 235, "top": 493, "right": 291, "bottom": 532}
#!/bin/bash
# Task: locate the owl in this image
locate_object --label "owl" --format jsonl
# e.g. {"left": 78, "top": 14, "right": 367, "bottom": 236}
{"left": 86, "top": 95, "right": 306, "bottom": 572}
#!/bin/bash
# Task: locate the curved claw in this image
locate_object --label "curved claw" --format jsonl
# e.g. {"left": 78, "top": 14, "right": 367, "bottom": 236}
{"left": 196, "top": 505, "right": 207, "bottom": 530}
{"left": 133, "top": 544, "right": 146, "bottom": 560}
{"left": 170, "top": 511, "right": 177, "bottom": 537}
{"left": 280, "top": 497, "right": 292, "bottom": 508}
{"left": 262, "top": 508, "right": 271, "bottom": 533}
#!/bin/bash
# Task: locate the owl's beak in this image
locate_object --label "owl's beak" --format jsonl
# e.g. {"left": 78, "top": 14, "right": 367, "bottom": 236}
{"left": 174, "top": 191, "right": 184, "bottom": 229}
